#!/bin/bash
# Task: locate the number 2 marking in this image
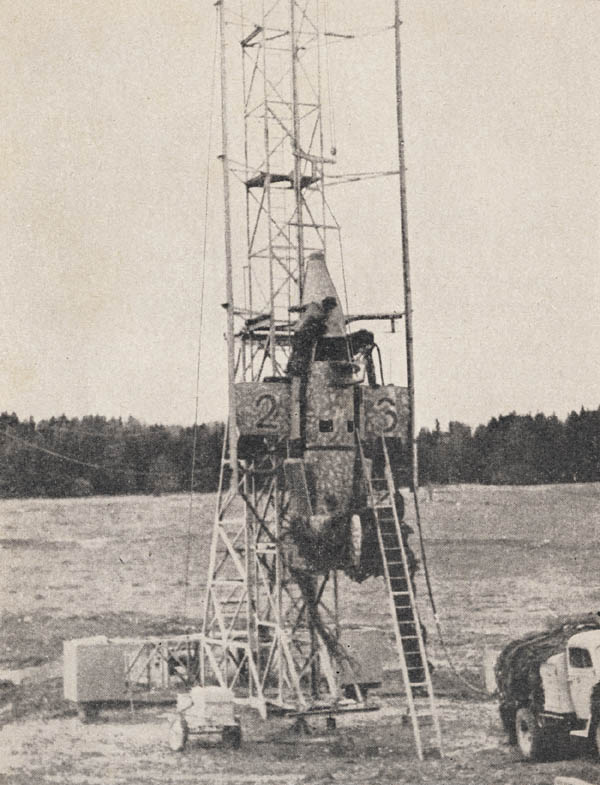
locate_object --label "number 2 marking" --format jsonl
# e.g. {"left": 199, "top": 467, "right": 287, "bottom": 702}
{"left": 255, "top": 394, "right": 278, "bottom": 430}
{"left": 375, "top": 396, "right": 398, "bottom": 433}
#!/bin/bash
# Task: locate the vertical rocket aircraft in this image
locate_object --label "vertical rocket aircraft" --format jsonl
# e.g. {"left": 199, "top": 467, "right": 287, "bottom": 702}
{"left": 235, "top": 251, "right": 412, "bottom": 581}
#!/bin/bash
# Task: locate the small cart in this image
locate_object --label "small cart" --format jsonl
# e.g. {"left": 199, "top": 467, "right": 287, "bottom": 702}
{"left": 168, "top": 686, "right": 241, "bottom": 752}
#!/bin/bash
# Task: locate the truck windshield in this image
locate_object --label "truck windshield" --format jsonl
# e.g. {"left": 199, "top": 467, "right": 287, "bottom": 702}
{"left": 569, "top": 647, "right": 593, "bottom": 668}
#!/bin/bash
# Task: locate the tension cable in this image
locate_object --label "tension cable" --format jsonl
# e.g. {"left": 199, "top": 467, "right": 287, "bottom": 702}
{"left": 182, "top": 8, "right": 219, "bottom": 622}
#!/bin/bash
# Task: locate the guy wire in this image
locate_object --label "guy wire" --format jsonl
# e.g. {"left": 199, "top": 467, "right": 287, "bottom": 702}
{"left": 412, "top": 485, "right": 490, "bottom": 697}
{"left": 183, "top": 9, "right": 219, "bottom": 624}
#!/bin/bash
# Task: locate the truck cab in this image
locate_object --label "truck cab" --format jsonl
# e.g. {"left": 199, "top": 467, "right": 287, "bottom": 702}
{"left": 567, "top": 631, "right": 600, "bottom": 720}
{"left": 514, "top": 629, "right": 600, "bottom": 761}
{"left": 541, "top": 631, "right": 600, "bottom": 722}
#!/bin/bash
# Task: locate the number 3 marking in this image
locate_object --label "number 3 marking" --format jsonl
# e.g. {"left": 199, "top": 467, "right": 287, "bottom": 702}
{"left": 255, "top": 394, "right": 278, "bottom": 430}
{"left": 375, "top": 397, "right": 398, "bottom": 433}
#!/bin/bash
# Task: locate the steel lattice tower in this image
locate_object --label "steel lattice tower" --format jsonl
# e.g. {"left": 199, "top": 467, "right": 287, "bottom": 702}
{"left": 201, "top": 0, "right": 343, "bottom": 713}
{"left": 200, "top": 7, "right": 442, "bottom": 759}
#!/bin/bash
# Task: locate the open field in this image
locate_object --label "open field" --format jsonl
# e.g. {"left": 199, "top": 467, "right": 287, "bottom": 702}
{"left": 1, "top": 483, "right": 600, "bottom": 783}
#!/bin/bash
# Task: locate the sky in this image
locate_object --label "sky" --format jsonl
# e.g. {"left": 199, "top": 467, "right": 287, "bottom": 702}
{"left": 1, "top": 0, "right": 599, "bottom": 431}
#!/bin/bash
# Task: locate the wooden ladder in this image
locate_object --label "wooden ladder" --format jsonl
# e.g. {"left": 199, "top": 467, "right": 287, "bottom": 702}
{"left": 361, "top": 436, "right": 443, "bottom": 760}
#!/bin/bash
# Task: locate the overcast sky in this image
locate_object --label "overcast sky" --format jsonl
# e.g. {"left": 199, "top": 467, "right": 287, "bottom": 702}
{"left": 2, "top": 0, "right": 599, "bottom": 430}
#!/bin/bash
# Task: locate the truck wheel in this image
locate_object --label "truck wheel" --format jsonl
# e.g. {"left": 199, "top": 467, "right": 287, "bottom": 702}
{"left": 168, "top": 715, "right": 189, "bottom": 752}
{"left": 515, "top": 707, "right": 548, "bottom": 761}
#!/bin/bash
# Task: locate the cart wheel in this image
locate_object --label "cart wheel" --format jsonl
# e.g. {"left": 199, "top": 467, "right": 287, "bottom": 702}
{"left": 222, "top": 720, "right": 242, "bottom": 749}
{"left": 168, "top": 715, "right": 189, "bottom": 752}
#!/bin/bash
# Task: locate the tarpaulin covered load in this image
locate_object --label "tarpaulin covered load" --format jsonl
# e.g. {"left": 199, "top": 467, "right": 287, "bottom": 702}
{"left": 496, "top": 613, "right": 600, "bottom": 717}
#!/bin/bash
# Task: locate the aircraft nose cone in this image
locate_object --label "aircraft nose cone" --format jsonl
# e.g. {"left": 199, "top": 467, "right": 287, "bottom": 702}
{"left": 302, "top": 252, "right": 346, "bottom": 337}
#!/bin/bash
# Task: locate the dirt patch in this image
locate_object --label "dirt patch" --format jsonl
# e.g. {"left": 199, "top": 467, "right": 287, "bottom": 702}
{"left": 1, "top": 486, "right": 600, "bottom": 782}
{"left": 2, "top": 699, "right": 600, "bottom": 785}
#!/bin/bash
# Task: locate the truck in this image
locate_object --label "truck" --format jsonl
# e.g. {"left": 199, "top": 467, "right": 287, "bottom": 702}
{"left": 496, "top": 616, "right": 600, "bottom": 761}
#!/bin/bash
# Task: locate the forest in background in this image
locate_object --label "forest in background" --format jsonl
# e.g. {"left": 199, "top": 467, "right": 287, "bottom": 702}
{"left": 0, "top": 413, "right": 223, "bottom": 498}
{"left": 0, "top": 406, "right": 598, "bottom": 499}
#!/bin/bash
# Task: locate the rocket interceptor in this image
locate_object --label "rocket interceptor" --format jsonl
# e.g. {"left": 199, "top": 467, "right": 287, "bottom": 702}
{"left": 235, "top": 251, "right": 411, "bottom": 579}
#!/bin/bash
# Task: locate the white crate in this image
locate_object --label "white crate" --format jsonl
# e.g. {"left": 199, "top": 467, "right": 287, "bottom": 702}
{"left": 63, "top": 637, "right": 128, "bottom": 703}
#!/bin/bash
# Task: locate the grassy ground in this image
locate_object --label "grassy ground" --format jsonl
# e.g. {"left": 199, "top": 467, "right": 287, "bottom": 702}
{"left": 1, "top": 483, "right": 599, "bottom": 783}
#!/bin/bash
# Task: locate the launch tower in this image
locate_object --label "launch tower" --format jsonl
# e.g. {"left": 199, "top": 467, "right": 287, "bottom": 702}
{"left": 200, "top": 0, "right": 442, "bottom": 759}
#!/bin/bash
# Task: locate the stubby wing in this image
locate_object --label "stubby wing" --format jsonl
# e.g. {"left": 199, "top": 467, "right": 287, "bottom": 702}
{"left": 360, "top": 386, "right": 409, "bottom": 440}
{"left": 235, "top": 381, "right": 291, "bottom": 438}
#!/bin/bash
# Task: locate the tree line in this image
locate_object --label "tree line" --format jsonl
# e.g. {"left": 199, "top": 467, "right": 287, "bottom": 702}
{"left": 418, "top": 407, "right": 600, "bottom": 486}
{"left": 0, "top": 406, "right": 598, "bottom": 498}
{"left": 0, "top": 413, "right": 224, "bottom": 498}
